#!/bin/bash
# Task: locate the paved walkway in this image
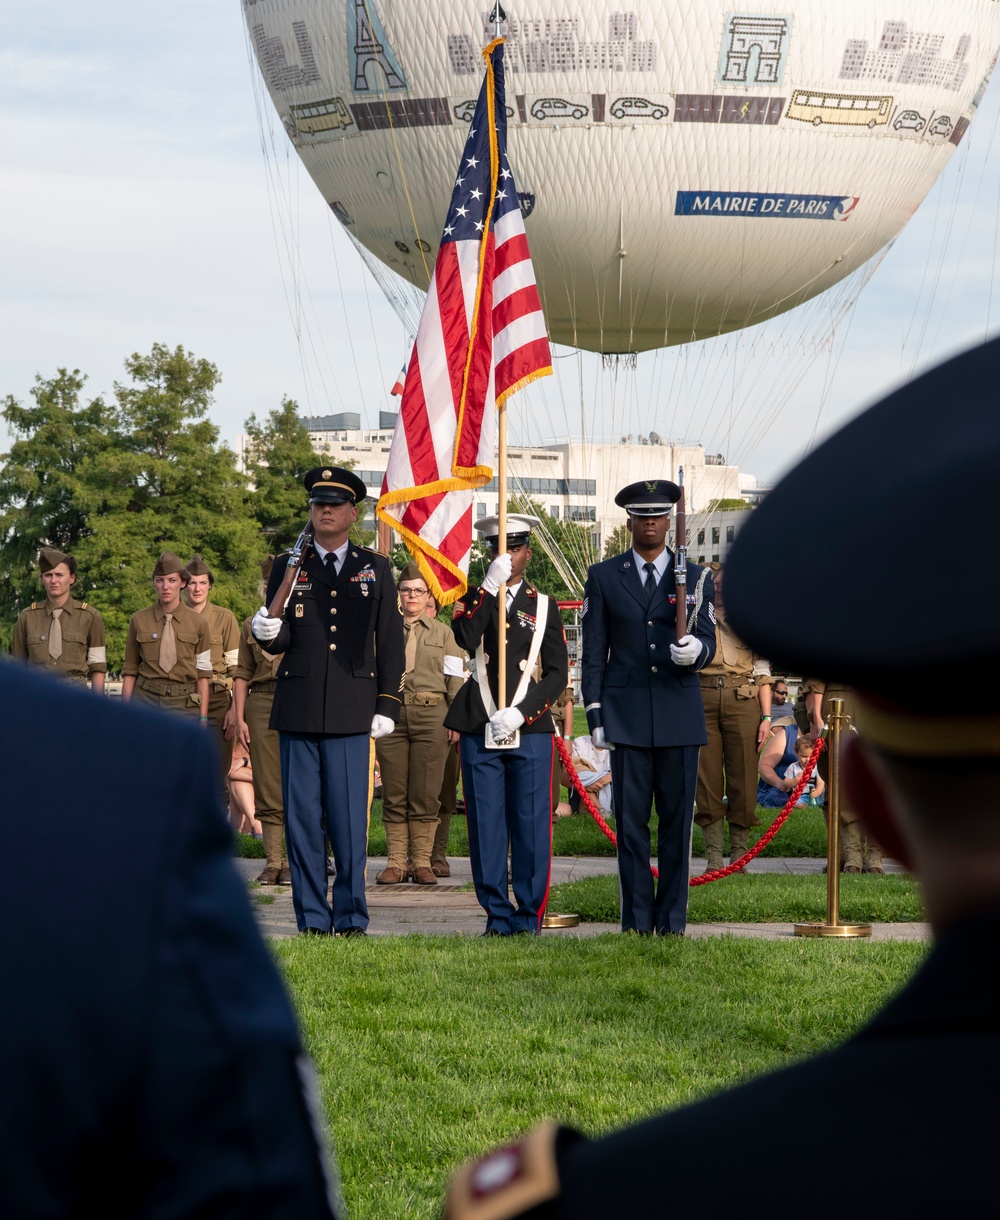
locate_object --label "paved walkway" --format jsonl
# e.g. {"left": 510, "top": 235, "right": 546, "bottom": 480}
{"left": 236, "top": 855, "right": 929, "bottom": 942}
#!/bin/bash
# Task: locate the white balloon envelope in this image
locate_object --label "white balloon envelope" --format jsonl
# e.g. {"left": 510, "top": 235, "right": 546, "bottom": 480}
{"left": 244, "top": 0, "right": 1000, "bottom": 353}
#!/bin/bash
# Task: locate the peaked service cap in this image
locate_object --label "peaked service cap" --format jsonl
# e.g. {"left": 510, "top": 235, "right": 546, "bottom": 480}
{"left": 615, "top": 480, "right": 681, "bottom": 517}
{"left": 305, "top": 466, "right": 366, "bottom": 506}
{"left": 724, "top": 335, "right": 1000, "bottom": 747}
{"left": 475, "top": 513, "right": 540, "bottom": 547}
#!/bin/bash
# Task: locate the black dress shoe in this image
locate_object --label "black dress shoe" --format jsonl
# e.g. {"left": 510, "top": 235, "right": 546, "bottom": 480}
{"left": 335, "top": 927, "right": 367, "bottom": 938}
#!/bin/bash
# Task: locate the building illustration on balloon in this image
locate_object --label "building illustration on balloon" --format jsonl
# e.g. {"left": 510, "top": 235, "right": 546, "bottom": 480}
{"left": 244, "top": 0, "right": 1000, "bottom": 354}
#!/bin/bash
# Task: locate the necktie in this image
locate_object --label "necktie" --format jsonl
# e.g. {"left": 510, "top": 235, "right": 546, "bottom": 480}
{"left": 160, "top": 612, "right": 178, "bottom": 674}
{"left": 404, "top": 622, "right": 417, "bottom": 674}
{"left": 643, "top": 562, "right": 657, "bottom": 606}
{"left": 48, "top": 608, "right": 63, "bottom": 660}
{"left": 325, "top": 552, "right": 338, "bottom": 577}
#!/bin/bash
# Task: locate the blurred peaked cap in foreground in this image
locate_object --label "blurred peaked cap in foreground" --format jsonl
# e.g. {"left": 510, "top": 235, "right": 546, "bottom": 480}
{"left": 725, "top": 335, "right": 1000, "bottom": 714}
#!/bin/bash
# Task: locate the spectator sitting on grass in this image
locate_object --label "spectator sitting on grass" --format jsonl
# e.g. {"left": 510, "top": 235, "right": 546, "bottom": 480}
{"left": 756, "top": 710, "right": 799, "bottom": 808}
{"left": 562, "top": 734, "right": 613, "bottom": 814}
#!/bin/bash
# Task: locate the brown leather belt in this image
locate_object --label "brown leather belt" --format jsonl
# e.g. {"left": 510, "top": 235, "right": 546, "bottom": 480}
{"left": 698, "top": 673, "right": 755, "bottom": 690}
{"left": 136, "top": 675, "right": 195, "bottom": 696}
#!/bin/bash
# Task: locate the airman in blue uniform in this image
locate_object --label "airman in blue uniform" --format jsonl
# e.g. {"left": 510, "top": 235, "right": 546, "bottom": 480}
{"left": 581, "top": 480, "right": 716, "bottom": 935}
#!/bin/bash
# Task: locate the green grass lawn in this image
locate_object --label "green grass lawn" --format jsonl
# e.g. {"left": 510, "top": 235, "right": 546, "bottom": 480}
{"left": 548, "top": 872, "right": 924, "bottom": 924}
{"left": 276, "top": 935, "right": 926, "bottom": 1220}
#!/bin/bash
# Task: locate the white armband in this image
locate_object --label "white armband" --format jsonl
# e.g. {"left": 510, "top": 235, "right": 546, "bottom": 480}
{"left": 223, "top": 648, "right": 240, "bottom": 669}
{"left": 443, "top": 655, "right": 465, "bottom": 678}
{"left": 87, "top": 646, "right": 107, "bottom": 665}
{"left": 196, "top": 650, "right": 213, "bottom": 672}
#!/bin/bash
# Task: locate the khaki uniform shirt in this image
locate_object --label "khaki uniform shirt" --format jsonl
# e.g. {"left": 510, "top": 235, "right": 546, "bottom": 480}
{"left": 403, "top": 616, "right": 465, "bottom": 703}
{"left": 11, "top": 598, "right": 107, "bottom": 681}
{"left": 234, "top": 616, "right": 282, "bottom": 686}
{"left": 122, "top": 601, "right": 212, "bottom": 683}
{"left": 198, "top": 602, "right": 241, "bottom": 687}
{"left": 700, "top": 613, "right": 772, "bottom": 685}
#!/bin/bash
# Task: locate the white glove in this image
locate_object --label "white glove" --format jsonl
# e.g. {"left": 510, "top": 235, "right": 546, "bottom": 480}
{"left": 481, "top": 552, "right": 513, "bottom": 596}
{"left": 251, "top": 607, "right": 281, "bottom": 642}
{"left": 592, "top": 726, "right": 614, "bottom": 751}
{"left": 489, "top": 706, "right": 525, "bottom": 742}
{"left": 371, "top": 714, "right": 395, "bottom": 740}
{"left": 670, "top": 634, "right": 702, "bottom": 667}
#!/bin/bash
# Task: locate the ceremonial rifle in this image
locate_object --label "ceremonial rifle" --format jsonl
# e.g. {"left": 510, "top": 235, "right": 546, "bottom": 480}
{"left": 674, "top": 467, "right": 687, "bottom": 641}
{"left": 265, "top": 521, "right": 315, "bottom": 619}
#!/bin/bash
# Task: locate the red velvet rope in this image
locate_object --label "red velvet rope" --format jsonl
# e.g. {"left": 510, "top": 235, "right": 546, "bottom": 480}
{"left": 553, "top": 733, "right": 826, "bottom": 886}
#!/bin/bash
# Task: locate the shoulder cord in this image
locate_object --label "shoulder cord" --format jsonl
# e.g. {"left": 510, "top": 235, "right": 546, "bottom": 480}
{"left": 686, "top": 568, "right": 711, "bottom": 636}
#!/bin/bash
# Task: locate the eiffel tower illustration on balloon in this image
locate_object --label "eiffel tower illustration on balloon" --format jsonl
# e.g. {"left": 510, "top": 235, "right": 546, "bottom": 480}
{"left": 350, "top": 0, "right": 408, "bottom": 92}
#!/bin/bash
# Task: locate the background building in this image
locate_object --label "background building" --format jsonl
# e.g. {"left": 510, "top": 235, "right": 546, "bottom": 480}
{"left": 235, "top": 411, "right": 767, "bottom": 557}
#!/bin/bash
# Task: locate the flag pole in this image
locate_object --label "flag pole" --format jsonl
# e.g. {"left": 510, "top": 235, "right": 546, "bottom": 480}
{"left": 490, "top": 2, "right": 508, "bottom": 710}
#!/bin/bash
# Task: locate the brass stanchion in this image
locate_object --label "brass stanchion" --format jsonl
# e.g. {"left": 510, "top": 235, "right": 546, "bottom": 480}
{"left": 794, "top": 698, "right": 871, "bottom": 939}
{"left": 542, "top": 912, "right": 580, "bottom": 928}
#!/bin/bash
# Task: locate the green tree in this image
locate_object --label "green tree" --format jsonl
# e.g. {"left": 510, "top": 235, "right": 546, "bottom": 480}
{"left": 244, "top": 397, "right": 324, "bottom": 553}
{"left": 706, "top": 498, "right": 750, "bottom": 512}
{"left": 603, "top": 522, "right": 631, "bottom": 560}
{"left": 0, "top": 369, "right": 115, "bottom": 646}
{"left": 70, "top": 344, "right": 262, "bottom": 665}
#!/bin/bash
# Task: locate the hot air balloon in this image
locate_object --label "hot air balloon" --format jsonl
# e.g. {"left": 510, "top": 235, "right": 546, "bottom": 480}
{"left": 243, "top": 1, "right": 999, "bottom": 354}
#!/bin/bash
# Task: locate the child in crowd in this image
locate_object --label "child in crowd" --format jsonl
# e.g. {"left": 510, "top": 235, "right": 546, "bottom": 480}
{"left": 785, "top": 735, "right": 825, "bottom": 806}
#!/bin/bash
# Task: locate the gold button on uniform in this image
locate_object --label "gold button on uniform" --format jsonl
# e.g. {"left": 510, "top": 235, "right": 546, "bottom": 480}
{"left": 330, "top": 644, "right": 337, "bottom": 651}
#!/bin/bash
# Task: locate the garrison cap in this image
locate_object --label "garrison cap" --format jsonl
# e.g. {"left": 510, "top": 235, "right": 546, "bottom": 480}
{"left": 397, "top": 560, "right": 425, "bottom": 586}
{"left": 304, "top": 466, "right": 366, "bottom": 506}
{"left": 615, "top": 479, "right": 681, "bottom": 517}
{"left": 39, "top": 547, "right": 73, "bottom": 573}
{"left": 152, "top": 551, "right": 189, "bottom": 581}
{"left": 725, "top": 336, "right": 1000, "bottom": 752}
{"left": 183, "top": 554, "right": 214, "bottom": 583}
{"left": 475, "top": 513, "right": 540, "bottom": 548}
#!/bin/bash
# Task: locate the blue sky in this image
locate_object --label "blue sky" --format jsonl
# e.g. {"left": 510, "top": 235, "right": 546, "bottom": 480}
{"left": 3, "top": 1, "right": 998, "bottom": 486}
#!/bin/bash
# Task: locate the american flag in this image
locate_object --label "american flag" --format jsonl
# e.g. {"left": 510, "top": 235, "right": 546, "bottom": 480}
{"left": 376, "top": 38, "right": 551, "bottom": 603}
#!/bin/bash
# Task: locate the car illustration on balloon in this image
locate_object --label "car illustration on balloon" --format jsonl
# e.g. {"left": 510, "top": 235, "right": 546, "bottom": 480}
{"left": 610, "top": 96, "right": 670, "bottom": 120}
{"left": 453, "top": 99, "right": 514, "bottom": 123}
{"left": 893, "top": 109, "right": 926, "bottom": 133}
{"left": 927, "top": 114, "right": 954, "bottom": 138}
{"left": 530, "top": 97, "right": 589, "bottom": 122}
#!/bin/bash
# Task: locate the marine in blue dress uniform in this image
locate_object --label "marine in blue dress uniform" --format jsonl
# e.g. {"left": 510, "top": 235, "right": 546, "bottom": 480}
{"left": 443, "top": 336, "right": 1000, "bottom": 1220}
{"left": 581, "top": 480, "right": 716, "bottom": 935}
{"left": 253, "top": 467, "right": 405, "bottom": 936}
{"left": 444, "top": 514, "right": 569, "bottom": 935}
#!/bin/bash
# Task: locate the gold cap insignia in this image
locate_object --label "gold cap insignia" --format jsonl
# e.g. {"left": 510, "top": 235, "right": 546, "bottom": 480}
{"left": 645, "top": 481, "right": 657, "bottom": 492}
{"left": 322, "top": 469, "right": 333, "bottom": 479}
